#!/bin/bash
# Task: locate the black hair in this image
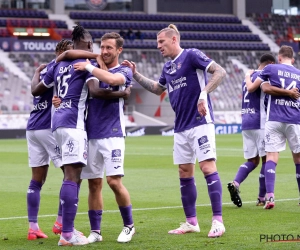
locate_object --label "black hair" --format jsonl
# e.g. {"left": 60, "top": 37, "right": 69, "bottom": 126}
{"left": 55, "top": 39, "right": 73, "bottom": 53}
{"left": 71, "top": 23, "right": 92, "bottom": 43}
{"left": 260, "top": 53, "right": 276, "bottom": 64}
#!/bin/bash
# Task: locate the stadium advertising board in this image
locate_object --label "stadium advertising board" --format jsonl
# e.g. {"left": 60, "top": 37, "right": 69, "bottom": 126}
{"left": 0, "top": 125, "right": 242, "bottom": 138}
{"left": 0, "top": 38, "right": 57, "bottom": 52}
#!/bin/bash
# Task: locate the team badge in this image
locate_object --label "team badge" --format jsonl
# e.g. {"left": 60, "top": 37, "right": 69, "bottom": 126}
{"left": 85, "top": 0, "right": 107, "bottom": 10}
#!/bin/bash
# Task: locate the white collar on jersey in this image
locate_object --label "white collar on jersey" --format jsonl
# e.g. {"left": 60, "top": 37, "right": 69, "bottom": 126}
{"left": 172, "top": 49, "right": 184, "bottom": 62}
{"left": 108, "top": 64, "right": 120, "bottom": 70}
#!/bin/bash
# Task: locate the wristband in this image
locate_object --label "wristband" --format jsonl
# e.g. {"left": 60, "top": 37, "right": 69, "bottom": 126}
{"left": 85, "top": 64, "right": 96, "bottom": 73}
{"left": 245, "top": 73, "right": 251, "bottom": 77}
{"left": 199, "top": 91, "right": 207, "bottom": 101}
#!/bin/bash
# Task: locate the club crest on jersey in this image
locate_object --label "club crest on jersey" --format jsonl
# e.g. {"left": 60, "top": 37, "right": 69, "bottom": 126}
{"left": 169, "top": 63, "right": 177, "bottom": 74}
{"left": 177, "top": 62, "right": 182, "bottom": 69}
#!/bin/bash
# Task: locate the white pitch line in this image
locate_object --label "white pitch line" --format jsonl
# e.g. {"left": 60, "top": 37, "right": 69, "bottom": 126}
{"left": 0, "top": 198, "right": 298, "bottom": 221}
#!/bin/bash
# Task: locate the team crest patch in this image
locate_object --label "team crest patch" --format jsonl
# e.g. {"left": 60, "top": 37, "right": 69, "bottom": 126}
{"left": 85, "top": 0, "right": 107, "bottom": 10}
{"left": 112, "top": 149, "right": 121, "bottom": 157}
{"left": 198, "top": 136, "right": 208, "bottom": 146}
{"left": 83, "top": 151, "right": 88, "bottom": 160}
{"left": 177, "top": 62, "right": 182, "bottom": 69}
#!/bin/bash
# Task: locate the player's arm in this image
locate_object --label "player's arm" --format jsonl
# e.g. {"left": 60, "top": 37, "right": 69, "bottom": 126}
{"left": 74, "top": 59, "right": 125, "bottom": 86}
{"left": 121, "top": 60, "right": 166, "bottom": 95}
{"left": 245, "top": 70, "right": 262, "bottom": 93}
{"left": 56, "top": 50, "right": 98, "bottom": 62}
{"left": 31, "top": 64, "right": 48, "bottom": 96}
{"left": 87, "top": 79, "right": 131, "bottom": 99}
{"left": 198, "top": 62, "right": 226, "bottom": 116}
{"left": 261, "top": 83, "right": 300, "bottom": 99}
{"left": 56, "top": 51, "right": 108, "bottom": 71}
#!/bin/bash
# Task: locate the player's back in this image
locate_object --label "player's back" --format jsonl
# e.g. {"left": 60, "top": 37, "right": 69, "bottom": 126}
{"left": 45, "top": 59, "right": 94, "bottom": 131}
{"left": 241, "top": 70, "right": 266, "bottom": 130}
{"left": 27, "top": 60, "right": 56, "bottom": 131}
{"left": 260, "top": 63, "right": 300, "bottom": 124}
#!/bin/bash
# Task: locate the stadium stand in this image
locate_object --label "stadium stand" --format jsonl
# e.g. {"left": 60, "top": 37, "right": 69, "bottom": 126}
{"left": 0, "top": 6, "right": 288, "bottom": 127}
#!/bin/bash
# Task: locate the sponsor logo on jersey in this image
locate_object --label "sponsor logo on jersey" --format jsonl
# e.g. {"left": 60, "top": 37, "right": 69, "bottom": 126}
{"left": 55, "top": 100, "right": 72, "bottom": 110}
{"left": 33, "top": 100, "right": 48, "bottom": 111}
{"left": 170, "top": 76, "right": 187, "bottom": 91}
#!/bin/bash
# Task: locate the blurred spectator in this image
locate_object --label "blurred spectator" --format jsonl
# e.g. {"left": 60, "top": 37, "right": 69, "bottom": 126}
{"left": 126, "top": 27, "right": 135, "bottom": 42}
{"left": 119, "top": 29, "right": 126, "bottom": 38}
{"left": 135, "top": 29, "right": 144, "bottom": 42}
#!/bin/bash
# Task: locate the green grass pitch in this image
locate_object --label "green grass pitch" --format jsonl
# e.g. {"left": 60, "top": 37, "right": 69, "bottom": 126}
{"left": 0, "top": 134, "right": 300, "bottom": 249}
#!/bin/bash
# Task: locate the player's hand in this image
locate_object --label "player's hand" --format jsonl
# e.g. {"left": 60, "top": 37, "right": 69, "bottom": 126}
{"left": 123, "top": 85, "right": 132, "bottom": 100}
{"left": 74, "top": 59, "right": 90, "bottom": 71}
{"left": 289, "top": 88, "right": 300, "bottom": 99}
{"left": 96, "top": 54, "right": 108, "bottom": 71}
{"left": 121, "top": 60, "right": 137, "bottom": 74}
{"left": 36, "top": 64, "right": 46, "bottom": 72}
{"left": 245, "top": 69, "right": 254, "bottom": 78}
{"left": 52, "top": 95, "right": 61, "bottom": 108}
{"left": 197, "top": 99, "right": 207, "bottom": 116}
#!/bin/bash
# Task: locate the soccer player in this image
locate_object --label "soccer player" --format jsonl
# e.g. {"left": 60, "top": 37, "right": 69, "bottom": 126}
{"left": 245, "top": 45, "right": 300, "bottom": 209}
{"left": 31, "top": 25, "right": 124, "bottom": 246}
{"left": 122, "top": 24, "right": 226, "bottom": 237}
{"left": 61, "top": 32, "right": 135, "bottom": 243}
{"left": 227, "top": 54, "right": 276, "bottom": 208}
{"left": 26, "top": 39, "right": 73, "bottom": 240}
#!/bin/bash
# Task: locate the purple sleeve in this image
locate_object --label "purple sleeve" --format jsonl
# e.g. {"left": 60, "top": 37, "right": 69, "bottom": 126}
{"left": 42, "top": 65, "right": 55, "bottom": 88}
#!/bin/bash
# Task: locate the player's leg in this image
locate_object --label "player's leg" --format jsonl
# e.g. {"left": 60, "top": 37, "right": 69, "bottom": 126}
{"left": 228, "top": 130, "right": 261, "bottom": 207}
{"left": 263, "top": 121, "right": 284, "bottom": 209}
{"left": 168, "top": 130, "right": 200, "bottom": 235}
{"left": 87, "top": 178, "right": 103, "bottom": 243}
{"left": 256, "top": 156, "right": 267, "bottom": 206}
{"left": 104, "top": 137, "right": 134, "bottom": 243}
{"left": 195, "top": 124, "right": 224, "bottom": 237}
{"left": 286, "top": 123, "right": 300, "bottom": 205}
{"left": 26, "top": 130, "right": 50, "bottom": 240}
{"left": 81, "top": 139, "right": 104, "bottom": 243}
{"left": 107, "top": 175, "right": 135, "bottom": 242}
{"left": 54, "top": 128, "right": 88, "bottom": 246}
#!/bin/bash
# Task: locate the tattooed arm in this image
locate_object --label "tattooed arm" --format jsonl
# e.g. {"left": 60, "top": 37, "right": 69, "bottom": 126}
{"left": 197, "top": 62, "right": 226, "bottom": 116}
{"left": 204, "top": 62, "right": 227, "bottom": 93}
{"left": 122, "top": 60, "right": 166, "bottom": 95}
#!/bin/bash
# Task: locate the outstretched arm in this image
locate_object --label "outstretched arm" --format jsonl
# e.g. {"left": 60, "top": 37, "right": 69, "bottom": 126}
{"left": 121, "top": 60, "right": 166, "bottom": 95}
{"left": 56, "top": 50, "right": 108, "bottom": 71}
{"left": 74, "top": 59, "right": 124, "bottom": 86}
{"left": 198, "top": 62, "right": 226, "bottom": 116}
{"left": 56, "top": 50, "right": 98, "bottom": 62}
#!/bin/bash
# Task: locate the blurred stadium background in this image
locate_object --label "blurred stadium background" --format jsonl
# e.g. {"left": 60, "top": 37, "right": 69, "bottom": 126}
{"left": 0, "top": 0, "right": 299, "bottom": 136}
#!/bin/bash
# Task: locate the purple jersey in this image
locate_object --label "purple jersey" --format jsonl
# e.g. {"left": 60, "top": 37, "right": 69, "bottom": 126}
{"left": 258, "top": 64, "right": 300, "bottom": 124}
{"left": 158, "top": 49, "right": 214, "bottom": 133}
{"left": 27, "top": 59, "right": 56, "bottom": 130}
{"left": 86, "top": 65, "right": 132, "bottom": 139}
{"left": 241, "top": 70, "right": 266, "bottom": 130}
{"left": 42, "top": 59, "right": 98, "bottom": 131}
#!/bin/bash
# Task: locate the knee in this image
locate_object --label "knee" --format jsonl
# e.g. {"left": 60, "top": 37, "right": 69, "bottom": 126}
{"left": 107, "top": 177, "right": 122, "bottom": 192}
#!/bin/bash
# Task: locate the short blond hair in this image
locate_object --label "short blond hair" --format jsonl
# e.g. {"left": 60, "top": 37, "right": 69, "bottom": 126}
{"left": 157, "top": 24, "right": 180, "bottom": 41}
